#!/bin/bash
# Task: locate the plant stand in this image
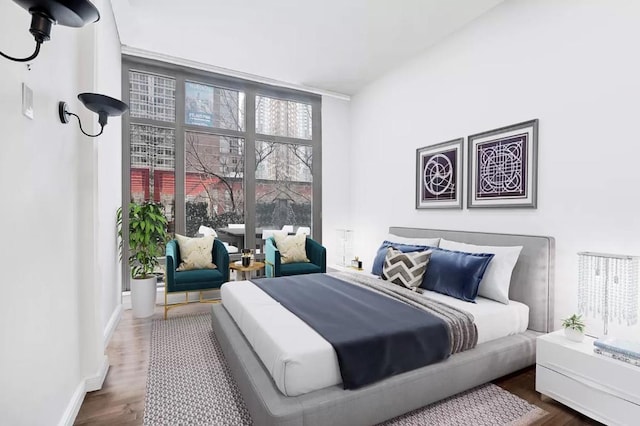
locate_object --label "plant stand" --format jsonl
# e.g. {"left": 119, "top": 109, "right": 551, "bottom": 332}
{"left": 131, "top": 276, "right": 157, "bottom": 318}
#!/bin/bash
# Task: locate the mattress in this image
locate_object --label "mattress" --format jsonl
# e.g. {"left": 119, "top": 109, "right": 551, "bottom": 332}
{"left": 220, "top": 274, "right": 529, "bottom": 397}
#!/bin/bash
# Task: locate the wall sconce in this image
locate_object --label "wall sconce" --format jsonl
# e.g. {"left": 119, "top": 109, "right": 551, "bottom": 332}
{"left": 1, "top": 0, "right": 100, "bottom": 63}
{"left": 59, "top": 93, "right": 129, "bottom": 138}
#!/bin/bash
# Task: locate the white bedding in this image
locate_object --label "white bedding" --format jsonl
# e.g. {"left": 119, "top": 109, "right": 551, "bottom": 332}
{"left": 220, "top": 274, "right": 529, "bottom": 397}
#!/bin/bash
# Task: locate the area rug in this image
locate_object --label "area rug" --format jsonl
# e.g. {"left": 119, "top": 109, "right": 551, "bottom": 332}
{"left": 143, "top": 314, "right": 548, "bottom": 425}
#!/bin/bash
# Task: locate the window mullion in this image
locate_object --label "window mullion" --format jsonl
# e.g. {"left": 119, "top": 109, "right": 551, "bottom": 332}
{"left": 244, "top": 90, "right": 257, "bottom": 254}
{"left": 311, "top": 98, "right": 322, "bottom": 244}
{"left": 255, "top": 133, "right": 313, "bottom": 146}
{"left": 174, "top": 74, "right": 186, "bottom": 236}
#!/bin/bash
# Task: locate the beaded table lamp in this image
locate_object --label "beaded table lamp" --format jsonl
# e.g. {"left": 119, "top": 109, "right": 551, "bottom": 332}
{"left": 336, "top": 229, "right": 354, "bottom": 267}
{"left": 578, "top": 252, "right": 639, "bottom": 335}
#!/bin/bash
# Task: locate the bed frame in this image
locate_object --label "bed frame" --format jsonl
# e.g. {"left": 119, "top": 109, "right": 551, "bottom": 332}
{"left": 210, "top": 227, "right": 555, "bottom": 425}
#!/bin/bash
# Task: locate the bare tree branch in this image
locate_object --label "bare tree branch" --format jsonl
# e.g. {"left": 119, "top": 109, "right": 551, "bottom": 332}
{"left": 255, "top": 141, "right": 277, "bottom": 171}
{"left": 185, "top": 132, "right": 242, "bottom": 213}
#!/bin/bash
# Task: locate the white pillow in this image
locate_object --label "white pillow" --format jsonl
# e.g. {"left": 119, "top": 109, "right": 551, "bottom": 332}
{"left": 385, "top": 233, "right": 440, "bottom": 248}
{"left": 274, "top": 233, "right": 310, "bottom": 264}
{"left": 198, "top": 225, "right": 217, "bottom": 237}
{"left": 438, "top": 239, "right": 522, "bottom": 304}
{"left": 175, "top": 234, "right": 217, "bottom": 271}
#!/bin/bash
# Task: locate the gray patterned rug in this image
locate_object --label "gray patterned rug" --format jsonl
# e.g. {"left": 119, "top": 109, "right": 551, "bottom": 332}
{"left": 143, "top": 314, "right": 547, "bottom": 425}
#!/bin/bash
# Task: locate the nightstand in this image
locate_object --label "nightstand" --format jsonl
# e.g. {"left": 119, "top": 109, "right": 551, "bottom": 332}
{"left": 536, "top": 330, "right": 640, "bottom": 425}
{"left": 328, "top": 264, "right": 366, "bottom": 274}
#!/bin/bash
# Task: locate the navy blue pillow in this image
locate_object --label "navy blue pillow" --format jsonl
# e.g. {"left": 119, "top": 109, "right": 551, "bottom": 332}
{"left": 420, "top": 248, "right": 494, "bottom": 302}
{"left": 371, "top": 241, "right": 432, "bottom": 276}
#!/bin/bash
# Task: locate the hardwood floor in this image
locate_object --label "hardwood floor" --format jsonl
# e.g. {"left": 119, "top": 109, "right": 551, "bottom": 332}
{"left": 74, "top": 302, "right": 212, "bottom": 425}
{"left": 76, "top": 303, "right": 601, "bottom": 425}
{"left": 493, "top": 369, "right": 601, "bottom": 426}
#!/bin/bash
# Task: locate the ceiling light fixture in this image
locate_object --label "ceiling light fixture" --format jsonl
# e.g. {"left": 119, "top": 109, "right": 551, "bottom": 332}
{"left": 1, "top": 0, "right": 100, "bottom": 63}
{"left": 59, "top": 93, "right": 129, "bottom": 138}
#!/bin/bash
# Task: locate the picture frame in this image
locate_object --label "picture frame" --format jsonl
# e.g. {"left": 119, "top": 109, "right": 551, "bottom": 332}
{"left": 416, "top": 138, "right": 463, "bottom": 209}
{"left": 468, "top": 119, "right": 538, "bottom": 208}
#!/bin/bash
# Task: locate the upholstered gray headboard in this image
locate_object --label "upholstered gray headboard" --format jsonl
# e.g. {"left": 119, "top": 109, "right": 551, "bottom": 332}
{"left": 389, "top": 227, "right": 555, "bottom": 333}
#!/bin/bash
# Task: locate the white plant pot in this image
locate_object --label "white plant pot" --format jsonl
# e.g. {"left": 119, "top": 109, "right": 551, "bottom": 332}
{"left": 564, "top": 327, "right": 585, "bottom": 342}
{"left": 131, "top": 276, "right": 157, "bottom": 318}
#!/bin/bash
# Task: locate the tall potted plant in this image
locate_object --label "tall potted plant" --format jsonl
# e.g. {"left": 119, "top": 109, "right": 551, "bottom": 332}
{"left": 117, "top": 202, "right": 168, "bottom": 318}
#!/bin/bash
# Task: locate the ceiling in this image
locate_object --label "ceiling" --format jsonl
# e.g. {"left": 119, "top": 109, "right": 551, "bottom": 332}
{"left": 110, "top": 0, "right": 504, "bottom": 96}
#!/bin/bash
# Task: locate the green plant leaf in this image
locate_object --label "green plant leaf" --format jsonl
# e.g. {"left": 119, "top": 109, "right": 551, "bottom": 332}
{"left": 117, "top": 201, "right": 169, "bottom": 280}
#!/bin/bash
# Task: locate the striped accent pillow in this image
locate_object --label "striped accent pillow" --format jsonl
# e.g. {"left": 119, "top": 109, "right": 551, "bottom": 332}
{"left": 381, "top": 247, "right": 432, "bottom": 291}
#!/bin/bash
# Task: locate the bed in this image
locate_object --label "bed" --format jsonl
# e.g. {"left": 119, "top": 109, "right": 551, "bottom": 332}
{"left": 210, "top": 227, "right": 555, "bottom": 425}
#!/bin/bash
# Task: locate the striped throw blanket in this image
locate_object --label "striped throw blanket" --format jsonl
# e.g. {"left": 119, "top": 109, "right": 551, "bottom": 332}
{"left": 332, "top": 271, "right": 478, "bottom": 354}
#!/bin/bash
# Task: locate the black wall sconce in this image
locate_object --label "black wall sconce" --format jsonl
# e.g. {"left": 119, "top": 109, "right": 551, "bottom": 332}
{"left": 1, "top": 0, "right": 100, "bottom": 63}
{"left": 59, "top": 93, "right": 128, "bottom": 138}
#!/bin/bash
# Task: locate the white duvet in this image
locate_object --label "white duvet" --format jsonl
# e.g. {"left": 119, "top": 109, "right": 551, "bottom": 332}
{"left": 220, "top": 273, "right": 529, "bottom": 396}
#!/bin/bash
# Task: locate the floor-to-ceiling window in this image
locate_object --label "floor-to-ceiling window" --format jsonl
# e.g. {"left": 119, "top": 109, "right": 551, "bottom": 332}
{"left": 121, "top": 57, "right": 322, "bottom": 290}
{"left": 254, "top": 96, "right": 314, "bottom": 239}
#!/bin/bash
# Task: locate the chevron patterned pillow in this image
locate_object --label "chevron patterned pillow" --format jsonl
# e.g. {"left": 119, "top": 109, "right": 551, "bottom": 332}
{"left": 381, "top": 247, "right": 432, "bottom": 291}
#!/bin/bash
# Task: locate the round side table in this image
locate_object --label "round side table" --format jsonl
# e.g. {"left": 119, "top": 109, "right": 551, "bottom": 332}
{"left": 229, "top": 261, "right": 266, "bottom": 281}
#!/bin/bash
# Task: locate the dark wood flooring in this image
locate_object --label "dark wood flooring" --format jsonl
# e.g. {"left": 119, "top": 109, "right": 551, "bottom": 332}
{"left": 75, "top": 303, "right": 601, "bottom": 425}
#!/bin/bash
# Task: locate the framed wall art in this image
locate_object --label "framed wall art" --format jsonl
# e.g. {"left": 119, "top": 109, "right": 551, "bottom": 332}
{"left": 468, "top": 119, "right": 538, "bottom": 208}
{"left": 416, "top": 138, "right": 463, "bottom": 209}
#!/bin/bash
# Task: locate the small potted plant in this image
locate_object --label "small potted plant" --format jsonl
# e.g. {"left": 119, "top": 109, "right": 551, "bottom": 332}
{"left": 117, "top": 202, "right": 168, "bottom": 318}
{"left": 561, "top": 313, "right": 586, "bottom": 342}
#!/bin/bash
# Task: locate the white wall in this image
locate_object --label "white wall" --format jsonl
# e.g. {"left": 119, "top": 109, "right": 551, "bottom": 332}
{"left": 0, "top": 0, "right": 122, "bottom": 424}
{"left": 94, "top": 0, "right": 123, "bottom": 351}
{"left": 322, "top": 97, "right": 352, "bottom": 265}
{"left": 349, "top": 0, "right": 640, "bottom": 335}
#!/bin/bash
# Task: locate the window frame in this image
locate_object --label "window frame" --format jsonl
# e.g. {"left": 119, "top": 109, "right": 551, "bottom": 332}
{"left": 121, "top": 55, "right": 322, "bottom": 290}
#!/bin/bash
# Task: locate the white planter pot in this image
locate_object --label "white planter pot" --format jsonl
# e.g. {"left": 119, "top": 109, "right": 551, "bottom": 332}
{"left": 564, "top": 327, "right": 585, "bottom": 342}
{"left": 131, "top": 276, "right": 157, "bottom": 318}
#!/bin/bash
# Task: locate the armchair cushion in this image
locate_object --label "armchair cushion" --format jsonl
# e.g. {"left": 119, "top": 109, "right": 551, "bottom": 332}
{"left": 174, "top": 234, "right": 216, "bottom": 271}
{"left": 273, "top": 233, "right": 310, "bottom": 264}
{"left": 280, "top": 263, "right": 322, "bottom": 276}
{"left": 173, "top": 269, "right": 225, "bottom": 291}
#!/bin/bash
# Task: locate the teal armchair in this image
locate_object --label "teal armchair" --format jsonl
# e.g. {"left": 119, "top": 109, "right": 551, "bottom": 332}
{"left": 164, "top": 238, "right": 229, "bottom": 318}
{"left": 265, "top": 236, "right": 326, "bottom": 278}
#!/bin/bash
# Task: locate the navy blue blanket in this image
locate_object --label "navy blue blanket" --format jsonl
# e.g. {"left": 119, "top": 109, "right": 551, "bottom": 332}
{"left": 251, "top": 274, "right": 450, "bottom": 389}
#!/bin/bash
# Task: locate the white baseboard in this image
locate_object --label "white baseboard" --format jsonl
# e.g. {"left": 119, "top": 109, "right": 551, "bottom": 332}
{"left": 58, "top": 355, "right": 110, "bottom": 425}
{"left": 85, "top": 355, "right": 110, "bottom": 392}
{"left": 57, "top": 381, "right": 86, "bottom": 426}
{"left": 122, "top": 290, "right": 132, "bottom": 310}
{"left": 103, "top": 304, "right": 122, "bottom": 348}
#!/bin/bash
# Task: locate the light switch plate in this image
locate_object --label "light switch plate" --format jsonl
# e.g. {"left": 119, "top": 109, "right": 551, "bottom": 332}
{"left": 22, "top": 83, "right": 33, "bottom": 119}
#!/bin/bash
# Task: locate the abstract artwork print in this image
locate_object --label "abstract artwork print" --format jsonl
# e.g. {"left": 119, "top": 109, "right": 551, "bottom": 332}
{"left": 476, "top": 133, "right": 527, "bottom": 199}
{"left": 416, "top": 138, "right": 463, "bottom": 209}
{"left": 468, "top": 119, "right": 538, "bottom": 208}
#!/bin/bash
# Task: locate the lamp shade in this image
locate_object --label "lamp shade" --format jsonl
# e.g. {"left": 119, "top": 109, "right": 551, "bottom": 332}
{"left": 78, "top": 93, "right": 128, "bottom": 117}
{"left": 336, "top": 229, "right": 354, "bottom": 267}
{"left": 578, "top": 252, "right": 639, "bottom": 335}
{"left": 78, "top": 93, "right": 128, "bottom": 127}
{"left": 13, "top": 0, "right": 100, "bottom": 27}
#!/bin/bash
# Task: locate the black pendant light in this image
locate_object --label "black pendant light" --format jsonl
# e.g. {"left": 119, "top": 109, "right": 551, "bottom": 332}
{"left": 59, "top": 93, "right": 129, "bottom": 138}
{"left": 1, "top": 0, "right": 100, "bottom": 63}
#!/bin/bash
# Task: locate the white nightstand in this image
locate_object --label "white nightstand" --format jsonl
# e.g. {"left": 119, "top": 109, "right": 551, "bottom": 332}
{"left": 328, "top": 264, "right": 367, "bottom": 274}
{"left": 536, "top": 330, "right": 640, "bottom": 425}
